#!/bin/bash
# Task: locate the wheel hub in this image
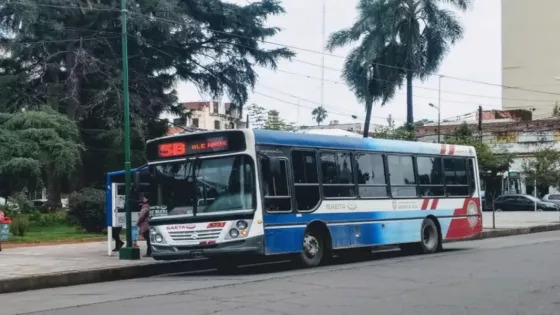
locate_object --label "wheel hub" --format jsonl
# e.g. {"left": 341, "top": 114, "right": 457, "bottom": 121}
{"left": 304, "top": 234, "right": 319, "bottom": 257}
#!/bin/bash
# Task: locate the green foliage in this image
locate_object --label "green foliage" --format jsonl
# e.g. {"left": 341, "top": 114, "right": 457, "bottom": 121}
{"left": 522, "top": 148, "right": 560, "bottom": 189}
{"left": 68, "top": 188, "right": 106, "bottom": 233}
{"left": 327, "top": 0, "right": 471, "bottom": 126}
{"left": 445, "top": 123, "right": 513, "bottom": 176}
{"left": 312, "top": 106, "right": 328, "bottom": 125}
{"left": 10, "top": 190, "right": 34, "bottom": 213}
{"left": 10, "top": 215, "right": 30, "bottom": 237}
{"left": 247, "top": 105, "right": 294, "bottom": 131}
{"left": 28, "top": 211, "right": 68, "bottom": 227}
{"left": 0, "top": 0, "right": 294, "bottom": 190}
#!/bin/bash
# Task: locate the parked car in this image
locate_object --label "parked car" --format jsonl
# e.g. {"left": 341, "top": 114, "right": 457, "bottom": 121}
{"left": 493, "top": 194, "right": 558, "bottom": 211}
{"left": 542, "top": 194, "right": 560, "bottom": 207}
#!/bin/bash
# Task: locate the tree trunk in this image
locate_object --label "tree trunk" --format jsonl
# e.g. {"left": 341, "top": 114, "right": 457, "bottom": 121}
{"left": 46, "top": 168, "right": 62, "bottom": 211}
{"left": 363, "top": 97, "right": 374, "bottom": 138}
{"left": 406, "top": 68, "right": 414, "bottom": 130}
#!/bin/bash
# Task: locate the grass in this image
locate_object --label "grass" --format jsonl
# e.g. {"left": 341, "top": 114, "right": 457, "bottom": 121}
{"left": 7, "top": 224, "right": 105, "bottom": 243}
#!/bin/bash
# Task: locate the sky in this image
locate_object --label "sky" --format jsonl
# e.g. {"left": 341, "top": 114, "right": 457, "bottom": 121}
{"left": 174, "top": 0, "right": 502, "bottom": 127}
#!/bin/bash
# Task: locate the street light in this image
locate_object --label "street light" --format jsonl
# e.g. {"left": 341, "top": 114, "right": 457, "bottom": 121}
{"left": 429, "top": 103, "right": 441, "bottom": 143}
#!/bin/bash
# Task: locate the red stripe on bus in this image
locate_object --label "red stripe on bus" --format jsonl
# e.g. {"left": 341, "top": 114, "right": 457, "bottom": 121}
{"left": 430, "top": 199, "right": 439, "bottom": 210}
{"left": 440, "top": 144, "right": 446, "bottom": 154}
{"left": 448, "top": 145, "right": 455, "bottom": 155}
{"left": 421, "top": 199, "right": 430, "bottom": 210}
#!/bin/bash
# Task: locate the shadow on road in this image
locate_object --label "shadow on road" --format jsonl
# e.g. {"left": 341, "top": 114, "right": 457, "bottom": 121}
{"left": 161, "top": 247, "right": 468, "bottom": 278}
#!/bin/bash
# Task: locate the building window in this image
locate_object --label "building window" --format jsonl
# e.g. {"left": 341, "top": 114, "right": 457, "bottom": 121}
{"left": 320, "top": 152, "right": 355, "bottom": 198}
{"left": 173, "top": 118, "right": 185, "bottom": 126}
{"left": 291, "top": 150, "right": 320, "bottom": 211}
{"left": 214, "top": 120, "right": 220, "bottom": 130}
{"left": 355, "top": 153, "right": 388, "bottom": 198}
{"left": 387, "top": 155, "right": 417, "bottom": 197}
{"left": 444, "top": 158, "right": 469, "bottom": 196}
{"left": 213, "top": 103, "right": 219, "bottom": 114}
{"left": 192, "top": 118, "right": 199, "bottom": 127}
{"left": 260, "top": 159, "right": 291, "bottom": 212}
{"left": 416, "top": 156, "right": 445, "bottom": 197}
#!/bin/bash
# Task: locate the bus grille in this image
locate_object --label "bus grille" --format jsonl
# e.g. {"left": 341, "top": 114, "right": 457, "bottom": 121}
{"left": 168, "top": 229, "right": 222, "bottom": 241}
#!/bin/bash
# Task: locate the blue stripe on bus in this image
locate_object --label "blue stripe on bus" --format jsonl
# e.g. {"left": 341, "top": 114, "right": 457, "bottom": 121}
{"left": 262, "top": 210, "right": 456, "bottom": 255}
{"left": 253, "top": 129, "right": 448, "bottom": 154}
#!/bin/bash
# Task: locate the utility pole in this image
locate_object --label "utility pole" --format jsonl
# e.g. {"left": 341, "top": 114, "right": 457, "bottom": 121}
{"left": 119, "top": 0, "right": 139, "bottom": 260}
{"left": 437, "top": 75, "right": 442, "bottom": 143}
{"left": 478, "top": 105, "right": 483, "bottom": 146}
{"left": 320, "top": 0, "right": 325, "bottom": 108}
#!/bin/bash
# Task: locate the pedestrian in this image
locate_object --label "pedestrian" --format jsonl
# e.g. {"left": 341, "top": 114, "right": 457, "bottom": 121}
{"left": 136, "top": 194, "right": 151, "bottom": 257}
{"left": 112, "top": 226, "right": 124, "bottom": 252}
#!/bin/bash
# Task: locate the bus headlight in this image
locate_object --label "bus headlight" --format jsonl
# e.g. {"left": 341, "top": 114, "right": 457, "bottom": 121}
{"left": 229, "top": 228, "right": 239, "bottom": 238}
{"left": 236, "top": 220, "right": 248, "bottom": 230}
{"left": 150, "top": 227, "right": 157, "bottom": 235}
{"left": 155, "top": 234, "right": 164, "bottom": 243}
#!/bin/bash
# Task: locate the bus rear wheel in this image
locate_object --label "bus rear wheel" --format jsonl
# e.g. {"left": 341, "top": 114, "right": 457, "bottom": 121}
{"left": 400, "top": 218, "right": 441, "bottom": 255}
{"left": 298, "top": 230, "right": 324, "bottom": 268}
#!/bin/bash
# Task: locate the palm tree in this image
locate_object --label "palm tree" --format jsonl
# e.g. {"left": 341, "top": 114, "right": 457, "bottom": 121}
{"left": 312, "top": 106, "right": 328, "bottom": 125}
{"left": 328, "top": 0, "right": 471, "bottom": 131}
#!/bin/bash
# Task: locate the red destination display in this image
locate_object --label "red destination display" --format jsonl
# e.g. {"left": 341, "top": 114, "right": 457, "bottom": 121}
{"left": 187, "top": 138, "right": 229, "bottom": 154}
{"left": 158, "top": 142, "right": 186, "bottom": 157}
{"left": 157, "top": 137, "right": 229, "bottom": 158}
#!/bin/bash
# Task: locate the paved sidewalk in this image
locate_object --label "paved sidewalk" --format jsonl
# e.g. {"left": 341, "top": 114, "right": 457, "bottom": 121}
{"left": 0, "top": 211, "right": 559, "bottom": 294}
{"left": 482, "top": 211, "right": 560, "bottom": 229}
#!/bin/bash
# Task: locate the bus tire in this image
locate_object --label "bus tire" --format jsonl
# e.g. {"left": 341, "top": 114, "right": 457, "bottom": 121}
{"left": 419, "top": 217, "right": 440, "bottom": 254}
{"left": 298, "top": 229, "right": 325, "bottom": 268}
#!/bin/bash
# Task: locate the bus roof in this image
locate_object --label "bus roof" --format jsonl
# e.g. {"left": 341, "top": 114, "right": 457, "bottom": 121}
{"left": 253, "top": 129, "right": 476, "bottom": 157}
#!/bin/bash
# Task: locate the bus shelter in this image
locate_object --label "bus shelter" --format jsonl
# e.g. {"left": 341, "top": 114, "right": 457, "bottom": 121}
{"left": 105, "top": 167, "right": 149, "bottom": 256}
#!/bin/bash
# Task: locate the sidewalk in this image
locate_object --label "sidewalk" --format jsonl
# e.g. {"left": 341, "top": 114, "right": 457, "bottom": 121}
{"left": 1, "top": 212, "right": 559, "bottom": 294}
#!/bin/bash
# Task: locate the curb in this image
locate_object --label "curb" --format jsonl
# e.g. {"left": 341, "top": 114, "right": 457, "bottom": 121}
{"left": 445, "top": 223, "right": 560, "bottom": 243}
{"left": 0, "top": 259, "right": 204, "bottom": 295}
{"left": 2, "top": 224, "right": 560, "bottom": 294}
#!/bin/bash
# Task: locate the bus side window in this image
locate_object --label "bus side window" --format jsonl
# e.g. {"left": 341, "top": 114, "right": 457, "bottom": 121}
{"left": 467, "top": 158, "right": 476, "bottom": 195}
{"left": 291, "top": 150, "right": 321, "bottom": 211}
{"left": 260, "top": 159, "right": 292, "bottom": 212}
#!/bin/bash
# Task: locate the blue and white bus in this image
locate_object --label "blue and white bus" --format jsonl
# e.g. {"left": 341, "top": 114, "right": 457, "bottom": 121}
{"left": 143, "top": 129, "right": 482, "bottom": 270}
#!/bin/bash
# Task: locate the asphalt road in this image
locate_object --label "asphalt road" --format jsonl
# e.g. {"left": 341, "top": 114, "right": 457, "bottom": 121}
{"left": 3, "top": 231, "right": 560, "bottom": 315}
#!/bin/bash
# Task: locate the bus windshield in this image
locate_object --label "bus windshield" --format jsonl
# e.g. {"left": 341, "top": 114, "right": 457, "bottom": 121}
{"left": 149, "top": 154, "right": 255, "bottom": 217}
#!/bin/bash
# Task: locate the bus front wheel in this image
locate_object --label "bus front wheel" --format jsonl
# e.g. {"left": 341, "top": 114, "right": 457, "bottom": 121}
{"left": 298, "top": 230, "right": 325, "bottom": 268}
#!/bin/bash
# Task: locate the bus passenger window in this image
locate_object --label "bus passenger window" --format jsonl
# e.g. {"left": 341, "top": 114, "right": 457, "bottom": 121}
{"left": 416, "top": 156, "right": 445, "bottom": 197}
{"left": 260, "top": 159, "right": 291, "bottom": 212}
{"left": 320, "top": 152, "right": 356, "bottom": 198}
{"left": 354, "top": 153, "right": 388, "bottom": 198}
{"left": 387, "top": 155, "right": 417, "bottom": 197}
{"left": 291, "top": 150, "right": 321, "bottom": 211}
{"left": 444, "top": 158, "right": 469, "bottom": 196}
{"left": 467, "top": 159, "right": 476, "bottom": 195}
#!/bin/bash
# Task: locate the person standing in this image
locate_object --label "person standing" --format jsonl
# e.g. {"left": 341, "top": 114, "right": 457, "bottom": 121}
{"left": 136, "top": 195, "right": 151, "bottom": 257}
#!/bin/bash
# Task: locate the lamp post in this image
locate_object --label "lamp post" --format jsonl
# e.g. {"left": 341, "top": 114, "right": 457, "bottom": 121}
{"left": 429, "top": 103, "right": 441, "bottom": 143}
{"left": 119, "top": 0, "right": 140, "bottom": 260}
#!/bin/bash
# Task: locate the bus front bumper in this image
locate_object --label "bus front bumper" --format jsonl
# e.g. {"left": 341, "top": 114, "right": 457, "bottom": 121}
{"left": 150, "top": 235, "right": 264, "bottom": 261}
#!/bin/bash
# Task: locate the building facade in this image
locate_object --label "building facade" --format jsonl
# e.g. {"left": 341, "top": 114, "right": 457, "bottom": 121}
{"left": 416, "top": 113, "right": 560, "bottom": 196}
{"left": 502, "top": 0, "right": 560, "bottom": 119}
{"left": 167, "top": 101, "right": 245, "bottom": 136}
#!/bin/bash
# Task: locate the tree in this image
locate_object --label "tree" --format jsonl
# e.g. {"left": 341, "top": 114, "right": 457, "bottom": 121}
{"left": 264, "top": 110, "right": 294, "bottom": 131}
{"left": 247, "top": 103, "right": 268, "bottom": 129}
{"left": 522, "top": 148, "right": 560, "bottom": 190}
{"left": 327, "top": 0, "right": 471, "bottom": 130}
{"left": 445, "top": 123, "right": 513, "bottom": 177}
{"left": 312, "top": 106, "right": 328, "bottom": 125}
{"left": 1, "top": 108, "right": 82, "bottom": 208}
{"left": 0, "top": 0, "right": 294, "bottom": 191}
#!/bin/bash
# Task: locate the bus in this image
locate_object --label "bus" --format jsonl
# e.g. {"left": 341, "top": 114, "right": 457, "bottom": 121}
{"left": 142, "top": 129, "right": 482, "bottom": 270}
